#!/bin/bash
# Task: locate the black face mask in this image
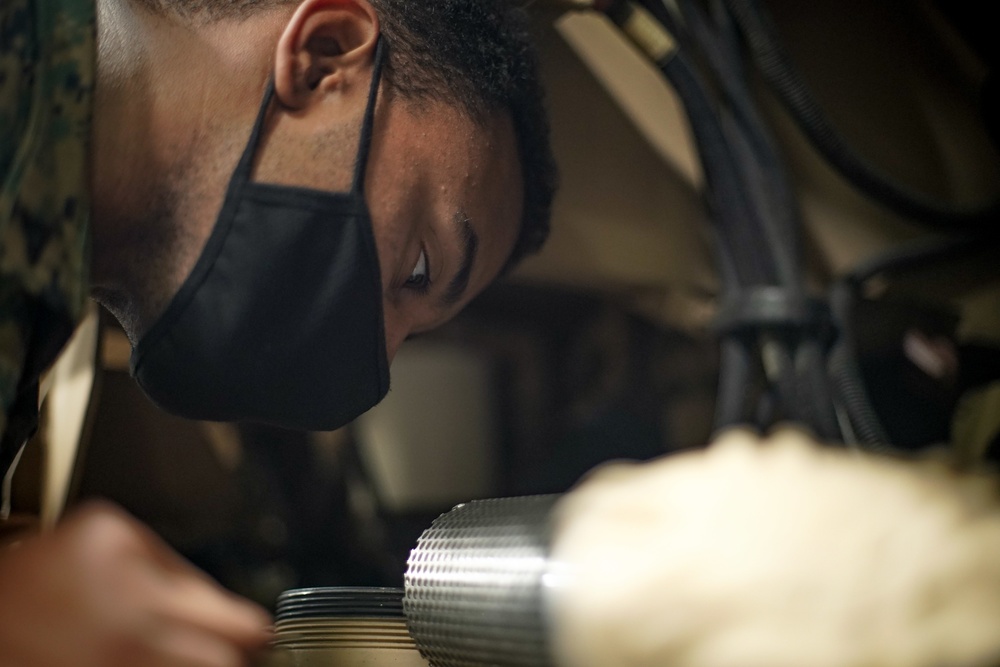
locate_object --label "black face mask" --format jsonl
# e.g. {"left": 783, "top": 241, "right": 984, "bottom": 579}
{"left": 130, "top": 44, "right": 390, "bottom": 431}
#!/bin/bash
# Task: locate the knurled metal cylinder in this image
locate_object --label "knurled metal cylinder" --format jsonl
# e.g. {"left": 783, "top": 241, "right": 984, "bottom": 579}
{"left": 404, "top": 495, "right": 561, "bottom": 667}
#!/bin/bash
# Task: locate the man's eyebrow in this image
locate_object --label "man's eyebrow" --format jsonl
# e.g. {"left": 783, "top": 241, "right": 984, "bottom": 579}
{"left": 441, "top": 212, "right": 479, "bottom": 308}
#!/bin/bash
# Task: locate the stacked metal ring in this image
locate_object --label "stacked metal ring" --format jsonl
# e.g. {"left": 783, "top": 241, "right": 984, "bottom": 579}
{"left": 273, "top": 587, "right": 417, "bottom": 652}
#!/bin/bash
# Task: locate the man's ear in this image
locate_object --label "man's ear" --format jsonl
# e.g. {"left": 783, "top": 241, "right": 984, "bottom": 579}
{"left": 274, "top": 0, "right": 380, "bottom": 110}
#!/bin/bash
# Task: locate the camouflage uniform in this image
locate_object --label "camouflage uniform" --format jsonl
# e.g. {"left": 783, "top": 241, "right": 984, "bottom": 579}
{"left": 0, "top": 0, "right": 95, "bottom": 480}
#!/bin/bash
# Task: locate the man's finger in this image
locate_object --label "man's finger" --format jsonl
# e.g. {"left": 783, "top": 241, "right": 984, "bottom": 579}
{"left": 145, "top": 623, "right": 248, "bottom": 667}
{"left": 155, "top": 575, "right": 272, "bottom": 647}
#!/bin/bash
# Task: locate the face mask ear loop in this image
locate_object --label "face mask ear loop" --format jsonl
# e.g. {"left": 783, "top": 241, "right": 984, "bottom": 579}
{"left": 232, "top": 78, "right": 278, "bottom": 186}
{"left": 350, "top": 38, "right": 386, "bottom": 195}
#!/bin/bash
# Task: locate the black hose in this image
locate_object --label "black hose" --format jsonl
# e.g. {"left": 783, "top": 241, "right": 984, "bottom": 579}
{"left": 714, "top": 335, "right": 756, "bottom": 427}
{"left": 828, "top": 280, "right": 893, "bottom": 450}
{"left": 605, "top": 0, "right": 779, "bottom": 285}
{"left": 660, "top": 51, "right": 779, "bottom": 286}
{"left": 848, "top": 235, "right": 981, "bottom": 284}
{"left": 659, "top": 50, "right": 783, "bottom": 429}
{"left": 664, "top": 39, "right": 826, "bottom": 434}
{"left": 671, "top": 0, "right": 804, "bottom": 288}
{"left": 719, "top": 108, "right": 801, "bottom": 289}
{"left": 723, "top": 0, "right": 1000, "bottom": 234}
{"left": 671, "top": 0, "right": 840, "bottom": 436}
{"left": 606, "top": 0, "right": 846, "bottom": 438}
{"left": 673, "top": 0, "right": 775, "bottom": 173}
{"left": 827, "top": 236, "right": 991, "bottom": 450}
{"left": 795, "top": 338, "right": 840, "bottom": 441}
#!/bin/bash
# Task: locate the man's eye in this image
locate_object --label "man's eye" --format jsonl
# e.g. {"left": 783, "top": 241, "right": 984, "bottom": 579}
{"left": 405, "top": 249, "right": 430, "bottom": 291}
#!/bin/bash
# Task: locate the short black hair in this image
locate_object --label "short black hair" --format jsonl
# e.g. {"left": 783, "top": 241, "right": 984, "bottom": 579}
{"left": 143, "top": 0, "right": 557, "bottom": 271}
{"left": 367, "top": 0, "right": 556, "bottom": 272}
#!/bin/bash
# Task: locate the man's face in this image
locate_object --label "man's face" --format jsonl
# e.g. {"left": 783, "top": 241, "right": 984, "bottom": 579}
{"left": 363, "top": 99, "right": 524, "bottom": 361}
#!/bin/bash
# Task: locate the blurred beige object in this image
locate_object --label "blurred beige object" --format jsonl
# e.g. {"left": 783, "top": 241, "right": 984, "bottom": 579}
{"left": 36, "top": 304, "right": 100, "bottom": 528}
{"left": 547, "top": 428, "right": 1000, "bottom": 667}
{"left": 1, "top": 304, "right": 100, "bottom": 533}
{"left": 952, "top": 381, "right": 1000, "bottom": 466}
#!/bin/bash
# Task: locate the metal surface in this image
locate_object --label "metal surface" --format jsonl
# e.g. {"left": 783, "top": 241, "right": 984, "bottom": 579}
{"left": 275, "top": 587, "right": 405, "bottom": 621}
{"left": 404, "top": 495, "right": 560, "bottom": 667}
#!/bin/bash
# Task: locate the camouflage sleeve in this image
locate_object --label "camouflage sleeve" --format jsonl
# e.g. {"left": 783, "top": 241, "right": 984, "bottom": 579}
{"left": 0, "top": 0, "right": 95, "bottom": 466}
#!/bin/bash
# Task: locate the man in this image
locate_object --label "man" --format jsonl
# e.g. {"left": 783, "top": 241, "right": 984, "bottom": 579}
{"left": 0, "top": 0, "right": 555, "bottom": 664}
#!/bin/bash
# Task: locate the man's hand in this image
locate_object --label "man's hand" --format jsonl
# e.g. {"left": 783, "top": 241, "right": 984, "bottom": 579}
{"left": 0, "top": 501, "right": 271, "bottom": 667}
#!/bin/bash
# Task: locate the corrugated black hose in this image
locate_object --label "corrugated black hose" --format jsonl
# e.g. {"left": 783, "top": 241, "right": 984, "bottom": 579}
{"left": 828, "top": 279, "right": 893, "bottom": 450}
{"left": 722, "top": 0, "right": 1000, "bottom": 234}
{"left": 827, "top": 237, "right": 982, "bottom": 450}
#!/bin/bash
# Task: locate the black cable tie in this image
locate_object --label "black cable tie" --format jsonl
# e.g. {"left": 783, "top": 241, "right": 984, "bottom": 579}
{"left": 713, "top": 286, "right": 830, "bottom": 335}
